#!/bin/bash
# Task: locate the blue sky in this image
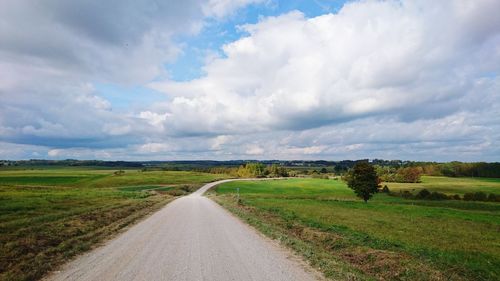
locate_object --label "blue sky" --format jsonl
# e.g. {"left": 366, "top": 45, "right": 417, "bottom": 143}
{"left": 0, "top": 0, "right": 499, "bottom": 161}
{"left": 166, "top": 0, "right": 349, "bottom": 81}
{"left": 97, "top": 0, "right": 351, "bottom": 108}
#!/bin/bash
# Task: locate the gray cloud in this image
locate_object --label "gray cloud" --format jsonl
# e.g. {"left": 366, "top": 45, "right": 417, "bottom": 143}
{"left": 0, "top": 0, "right": 210, "bottom": 152}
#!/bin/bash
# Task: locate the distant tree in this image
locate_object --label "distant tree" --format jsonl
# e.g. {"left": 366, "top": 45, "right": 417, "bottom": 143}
{"left": 397, "top": 167, "right": 423, "bottom": 183}
{"left": 320, "top": 167, "right": 328, "bottom": 174}
{"left": 376, "top": 166, "right": 422, "bottom": 183}
{"left": 345, "top": 162, "right": 380, "bottom": 203}
{"left": 267, "top": 164, "right": 289, "bottom": 177}
{"left": 236, "top": 165, "right": 252, "bottom": 178}
{"left": 237, "top": 162, "right": 267, "bottom": 178}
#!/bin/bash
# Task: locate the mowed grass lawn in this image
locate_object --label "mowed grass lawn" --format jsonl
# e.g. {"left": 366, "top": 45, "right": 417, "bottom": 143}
{"left": 0, "top": 167, "right": 228, "bottom": 281}
{"left": 215, "top": 177, "right": 500, "bottom": 281}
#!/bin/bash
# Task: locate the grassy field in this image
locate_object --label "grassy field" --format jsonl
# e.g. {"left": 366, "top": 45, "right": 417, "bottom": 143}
{"left": 0, "top": 167, "right": 228, "bottom": 281}
{"left": 384, "top": 175, "right": 500, "bottom": 195}
{"left": 214, "top": 177, "right": 500, "bottom": 281}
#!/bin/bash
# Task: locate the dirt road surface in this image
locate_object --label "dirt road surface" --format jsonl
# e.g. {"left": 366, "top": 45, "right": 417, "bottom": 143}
{"left": 45, "top": 179, "right": 322, "bottom": 281}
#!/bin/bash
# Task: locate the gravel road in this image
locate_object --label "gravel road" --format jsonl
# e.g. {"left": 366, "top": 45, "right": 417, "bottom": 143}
{"left": 45, "top": 179, "right": 322, "bottom": 281}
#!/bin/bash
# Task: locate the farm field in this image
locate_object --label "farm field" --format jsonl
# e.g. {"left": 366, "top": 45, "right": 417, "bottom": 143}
{"left": 214, "top": 177, "right": 500, "bottom": 281}
{"left": 384, "top": 175, "right": 500, "bottom": 195}
{"left": 0, "top": 167, "right": 228, "bottom": 281}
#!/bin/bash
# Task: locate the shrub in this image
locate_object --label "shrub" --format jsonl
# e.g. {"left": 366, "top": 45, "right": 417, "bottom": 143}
{"left": 416, "top": 189, "right": 431, "bottom": 199}
{"left": 463, "top": 193, "right": 474, "bottom": 201}
{"left": 113, "top": 170, "right": 125, "bottom": 176}
{"left": 166, "top": 189, "right": 186, "bottom": 196}
{"left": 180, "top": 185, "right": 194, "bottom": 192}
{"left": 473, "top": 192, "right": 487, "bottom": 201}
{"left": 429, "top": 191, "right": 449, "bottom": 200}
{"left": 463, "top": 192, "right": 492, "bottom": 202}
{"left": 400, "top": 190, "right": 413, "bottom": 199}
{"left": 488, "top": 193, "right": 499, "bottom": 202}
{"left": 381, "top": 185, "right": 390, "bottom": 193}
{"left": 406, "top": 189, "right": 449, "bottom": 200}
{"left": 452, "top": 194, "right": 461, "bottom": 200}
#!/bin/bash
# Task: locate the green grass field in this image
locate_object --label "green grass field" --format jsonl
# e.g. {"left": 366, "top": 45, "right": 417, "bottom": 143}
{"left": 0, "top": 167, "right": 228, "bottom": 281}
{"left": 214, "top": 177, "right": 500, "bottom": 281}
{"left": 384, "top": 175, "right": 500, "bottom": 195}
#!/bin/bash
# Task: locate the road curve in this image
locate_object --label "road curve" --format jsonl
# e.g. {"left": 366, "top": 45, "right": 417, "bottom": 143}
{"left": 45, "top": 179, "right": 322, "bottom": 281}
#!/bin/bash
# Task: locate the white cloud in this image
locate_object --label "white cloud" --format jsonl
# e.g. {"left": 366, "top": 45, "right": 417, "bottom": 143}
{"left": 211, "top": 135, "right": 232, "bottom": 150}
{"left": 47, "top": 149, "right": 63, "bottom": 157}
{"left": 1, "top": 0, "right": 499, "bottom": 161}
{"left": 137, "top": 143, "right": 172, "bottom": 153}
{"left": 0, "top": 0, "right": 217, "bottom": 149}
{"left": 285, "top": 145, "right": 327, "bottom": 155}
{"left": 245, "top": 144, "right": 265, "bottom": 155}
{"left": 153, "top": 0, "right": 499, "bottom": 136}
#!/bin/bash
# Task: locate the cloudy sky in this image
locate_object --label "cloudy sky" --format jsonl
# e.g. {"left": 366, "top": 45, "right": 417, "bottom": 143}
{"left": 1, "top": 0, "right": 499, "bottom": 161}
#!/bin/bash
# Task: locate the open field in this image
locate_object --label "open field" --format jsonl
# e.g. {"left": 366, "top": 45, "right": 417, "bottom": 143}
{"left": 0, "top": 167, "right": 226, "bottom": 187}
{"left": 0, "top": 167, "right": 228, "bottom": 281}
{"left": 214, "top": 177, "right": 500, "bottom": 280}
{"left": 384, "top": 175, "right": 500, "bottom": 195}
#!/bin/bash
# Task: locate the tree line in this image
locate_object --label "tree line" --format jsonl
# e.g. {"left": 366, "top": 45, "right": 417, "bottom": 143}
{"left": 206, "top": 163, "right": 289, "bottom": 178}
{"left": 375, "top": 166, "right": 423, "bottom": 183}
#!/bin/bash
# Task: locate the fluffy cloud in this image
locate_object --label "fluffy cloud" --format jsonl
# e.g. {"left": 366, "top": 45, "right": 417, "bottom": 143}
{"left": 0, "top": 0, "right": 258, "bottom": 152}
{"left": 153, "top": 0, "right": 500, "bottom": 136}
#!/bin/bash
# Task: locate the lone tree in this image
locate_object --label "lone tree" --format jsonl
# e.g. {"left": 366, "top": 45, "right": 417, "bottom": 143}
{"left": 345, "top": 162, "right": 380, "bottom": 203}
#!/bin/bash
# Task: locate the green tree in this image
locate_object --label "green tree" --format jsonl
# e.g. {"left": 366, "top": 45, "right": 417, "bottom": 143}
{"left": 345, "top": 162, "right": 380, "bottom": 203}
{"left": 396, "top": 167, "right": 422, "bottom": 183}
{"left": 237, "top": 162, "right": 267, "bottom": 178}
{"left": 267, "top": 164, "right": 289, "bottom": 177}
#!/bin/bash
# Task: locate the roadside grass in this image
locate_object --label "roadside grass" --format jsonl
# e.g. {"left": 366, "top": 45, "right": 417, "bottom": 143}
{"left": 214, "top": 178, "right": 500, "bottom": 281}
{"left": 0, "top": 168, "right": 229, "bottom": 281}
{"left": 117, "top": 185, "right": 171, "bottom": 192}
